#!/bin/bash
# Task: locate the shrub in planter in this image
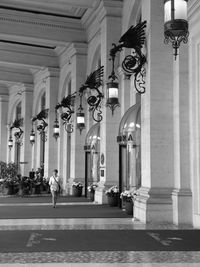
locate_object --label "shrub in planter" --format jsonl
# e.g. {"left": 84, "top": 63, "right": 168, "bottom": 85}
{"left": 72, "top": 182, "right": 83, "bottom": 197}
{"left": 0, "top": 162, "right": 18, "bottom": 195}
{"left": 105, "top": 185, "right": 119, "bottom": 206}
{"left": 120, "top": 190, "right": 138, "bottom": 215}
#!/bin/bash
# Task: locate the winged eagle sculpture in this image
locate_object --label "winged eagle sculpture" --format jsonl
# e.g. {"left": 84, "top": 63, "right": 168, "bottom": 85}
{"left": 32, "top": 109, "right": 49, "bottom": 133}
{"left": 79, "top": 66, "right": 104, "bottom": 122}
{"left": 10, "top": 118, "right": 24, "bottom": 142}
{"left": 109, "top": 21, "right": 147, "bottom": 94}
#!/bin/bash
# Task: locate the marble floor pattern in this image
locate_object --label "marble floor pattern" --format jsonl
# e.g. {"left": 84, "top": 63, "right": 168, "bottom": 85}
{"left": 0, "top": 201, "right": 198, "bottom": 266}
{"left": 0, "top": 218, "right": 198, "bottom": 266}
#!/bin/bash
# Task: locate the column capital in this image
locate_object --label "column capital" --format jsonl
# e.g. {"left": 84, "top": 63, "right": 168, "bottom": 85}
{"left": 0, "top": 94, "right": 8, "bottom": 102}
{"left": 22, "top": 83, "right": 34, "bottom": 92}
{"left": 57, "top": 42, "right": 88, "bottom": 68}
{"left": 34, "top": 67, "right": 60, "bottom": 84}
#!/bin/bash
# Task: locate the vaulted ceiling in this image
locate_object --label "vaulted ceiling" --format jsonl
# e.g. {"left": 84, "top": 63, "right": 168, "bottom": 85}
{"left": 0, "top": 0, "right": 102, "bottom": 92}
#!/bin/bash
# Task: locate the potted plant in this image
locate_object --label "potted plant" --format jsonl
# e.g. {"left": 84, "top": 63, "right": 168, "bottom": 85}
{"left": 87, "top": 182, "right": 98, "bottom": 201}
{"left": 72, "top": 182, "right": 83, "bottom": 197}
{"left": 105, "top": 185, "right": 119, "bottom": 206}
{"left": 120, "top": 189, "right": 138, "bottom": 215}
{"left": 1, "top": 162, "right": 18, "bottom": 195}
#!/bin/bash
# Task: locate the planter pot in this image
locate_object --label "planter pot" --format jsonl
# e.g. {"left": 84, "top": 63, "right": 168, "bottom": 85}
{"left": 88, "top": 190, "right": 95, "bottom": 201}
{"left": 124, "top": 201, "right": 133, "bottom": 215}
{"left": 35, "top": 184, "right": 41, "bottom": 194}
{"left": 73, "top": 187, "right": 83, "bottom": 197}
{"left": 4, "top": 184, "right": 14, "bottom": 195}
{"left": 107, "top": 195, "right": 119, "bottom": 207}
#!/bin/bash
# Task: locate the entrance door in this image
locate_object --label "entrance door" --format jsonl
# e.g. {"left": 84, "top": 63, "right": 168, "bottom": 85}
{"left": 85, "top": 151, "right": 91, "bottom": 197}
{"left": 119, "top": 145, "right": 127, "bottom": 207}
{"left": 15, "top": 142, "right": 21, "bottom": 174}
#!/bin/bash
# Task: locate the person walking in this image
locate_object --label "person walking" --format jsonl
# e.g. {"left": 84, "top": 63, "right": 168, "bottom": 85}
{"left": 49, "top": 169, "right": 60, "bottom": 208}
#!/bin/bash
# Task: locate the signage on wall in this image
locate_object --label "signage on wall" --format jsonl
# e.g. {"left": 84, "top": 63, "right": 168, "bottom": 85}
{"left": 100, "top": 153, "right": 105, "bottom": 165}
{"left": 84, "top": 145, "right": 96, "bottom": 151}
{"left": 117, "top": 132, "right": 136, "bottom": 145}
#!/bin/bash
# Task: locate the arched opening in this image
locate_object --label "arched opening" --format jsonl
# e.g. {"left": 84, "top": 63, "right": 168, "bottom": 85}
{"left": 15, "top": 102, "right": 22, "bottom": 174}
{"left": 40, "top": 92, "right": 46, "bottom": 176}
{"left": 118, "top": 100, "right": 141, "bottom": 207}
{"left": 66, "top": 79, "right": 71, "bottom": 187}
{"left": 84, "top": 122, "right": 100, "bottom": 197}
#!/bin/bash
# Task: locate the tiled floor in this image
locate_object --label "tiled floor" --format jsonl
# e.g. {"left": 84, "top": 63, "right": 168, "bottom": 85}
{"left": 0, "top": 200, "right": 198, "bottom": 266}
{"left": 0, "top": 217, "right": 193, "bottom": 230}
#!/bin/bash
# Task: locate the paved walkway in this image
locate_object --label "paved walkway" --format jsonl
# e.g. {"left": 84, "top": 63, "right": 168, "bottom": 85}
{"left": 0, "top": 196, "right": 198, "bottom": 266}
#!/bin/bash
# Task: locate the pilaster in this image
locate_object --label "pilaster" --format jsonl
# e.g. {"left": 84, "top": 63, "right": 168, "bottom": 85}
{"left": 0, "top": 94, "right": 9, "bottom": 162}
{"left": 43, "top": 68, "right": 60, "bottom": 177}
{"left": 172, "top": 43, "right": 192, "bottom": 225}
{"left": 67, "top": 44, "right": 87, "bottom": 194}
{"left": 134, "top": 0, "right": 174, "bottom": 223}
{"left": 95, "top": 4, "right": 122, "bottom": 204}
{"left": 20, "top": 84, "right": 34, "bottom": 176}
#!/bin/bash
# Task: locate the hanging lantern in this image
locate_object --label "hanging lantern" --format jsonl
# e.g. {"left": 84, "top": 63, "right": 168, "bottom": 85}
{"left": 53, "top": 121, "right": 60, "bottom": 140}
{"left": 76, "top": 112, "right": 85, "bottom": 134}
{"left": 106, "top": 81, "right": 120, "bottom": 115}
{"left": 8, "top": 137, "right": 13, "bottom": 150}
{"left": 164, "top": 0, "right": 189, "bottom": 59}
{"left": 29, "top": 129, "right": 35, "bottom": 145}
{"left": 53, "top": 109, "right": 60, "bottom": 141}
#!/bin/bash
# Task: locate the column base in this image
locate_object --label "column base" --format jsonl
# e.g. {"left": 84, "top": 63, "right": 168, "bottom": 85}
{"left": 194, "top": 214, "right": 200, "bottom": 229}
{"left": 134, "top": 187, "right": 173, "bottom": 223}
{"left": 172, "top": 188, "right": 192, "bottom": 226}
{"left": 94, "top": 181, "right": 117, "bottom": 204}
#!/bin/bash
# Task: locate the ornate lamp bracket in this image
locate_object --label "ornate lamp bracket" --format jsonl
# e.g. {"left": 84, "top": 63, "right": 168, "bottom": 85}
{"left": 122, "top": 48, "right": 146, "bottom": 94}
{"left": 79, "top": 66, "right": 104, "bottom": 123}
{"left": 10, "top": 118, "right": 24, "bottom": 146}
{"left": 55, "top": 92, "right": 76, "bottom": 134}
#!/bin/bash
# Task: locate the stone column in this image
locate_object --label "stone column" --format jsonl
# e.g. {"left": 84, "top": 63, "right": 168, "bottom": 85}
{"left": 0, "top": 94, "right": 8, "bottom": 162}
{"left": 20, "top": 84, "right": 34, "bottom": 176}
{"left": 69, "top": 43, "right": 87, "bottom": 194}
{"left": 172, "top": 44, "right": 192, "bottom": 225}
{"left": 134, "top": 0, "right": 174, "bottom": 223}
{"left": 44, "top": 68, "right": 60, "bottom": 177}
{"left": 95, "top": 1, "right": 123, "bottom": 203}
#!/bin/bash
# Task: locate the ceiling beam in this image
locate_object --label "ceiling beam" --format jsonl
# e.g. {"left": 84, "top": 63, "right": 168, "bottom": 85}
{"left": 0, "top": 0, "right": 96, "bottom": 9}
{"left": 0, "top": 9, "right": 86, "bottom": 46}
{"left": 0, "top": 69, "right": 33, "bottom": 84}
{"left": 0, "top": 44, "right": 59, "bottom": 69}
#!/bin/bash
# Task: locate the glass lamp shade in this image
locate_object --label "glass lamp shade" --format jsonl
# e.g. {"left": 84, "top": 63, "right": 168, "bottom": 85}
{"left": 30, "top": 131, "right": 35, "bottom": 145}
{"left": 77, "top": 112, "right": 85, "bottom": 133}
{"left": 164, "top": 0, "right": 188, "bottom": 37}
{"left": 106, "top": 82, "right": 119, "bottom": 105}
{"left": 8, "top": 138, "right": 13, "bottom": 149}
{"left": 53, "top": 123, "right": 60, "bottom": 140}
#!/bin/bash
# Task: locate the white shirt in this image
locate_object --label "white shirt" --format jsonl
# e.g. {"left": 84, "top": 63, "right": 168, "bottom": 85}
{"left": 49, "top": 175, "right": 60, "bottom": 191}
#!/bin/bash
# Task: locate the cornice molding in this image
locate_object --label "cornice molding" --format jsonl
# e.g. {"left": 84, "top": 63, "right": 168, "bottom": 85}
{"left": 0, "top": 10, "right": 83, "bottom": 30}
